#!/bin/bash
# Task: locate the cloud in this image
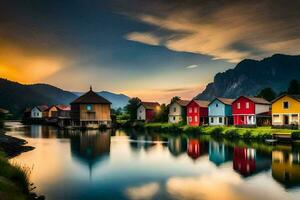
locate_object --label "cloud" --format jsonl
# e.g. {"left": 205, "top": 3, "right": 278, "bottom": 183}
{"left": 125, "top": 32, "right": 161, "bottom": 46}
{"left": 185, "top": 64, "right": 199, "bottom": 69}
{"left": 125, "top": 182, "right": 160, "bottom": 200}
{"left": 120, "top": 0, "right": 300, "bottom": 62}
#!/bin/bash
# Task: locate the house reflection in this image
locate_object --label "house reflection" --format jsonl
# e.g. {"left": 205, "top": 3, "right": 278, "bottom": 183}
{"left": 27, "top": 125, "right": 58, "bottom": 138}
{"left": 68, "top": 129, "right": 111, "bottom": 176}
{"left": 233, "top": 147, "right": 271, "bottom": 177}
{"left": 129, "top": 134, "right": 167, "bottom": 152}
{"left": 209, "top": 141, "right": 232, "bottom": 166}
{"left": 187, "top": 139, "right": 208, "bottom": 160}
{"left": 168, "top": 137, "right": 187, "bottom": 157}
{"left": 272, "top": 150, "right": 300, "bottom": 188}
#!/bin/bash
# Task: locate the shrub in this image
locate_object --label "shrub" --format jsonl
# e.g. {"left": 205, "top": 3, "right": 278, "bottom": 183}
{"left": 224, "top": 129, "right": 239, "bottom": 139}
{"left": 210, "top": 127, "right": 224, "bottom": 138}
{"left": 182, "top": 126, "right": 204, "bottom": 134}
{"left": 292, "top": 131, "right": 300, "bottom": 140}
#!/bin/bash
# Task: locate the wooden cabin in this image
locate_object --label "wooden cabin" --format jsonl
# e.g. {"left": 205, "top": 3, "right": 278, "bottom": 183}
{"left": 272, "top": 94, "right": 300, "bottom": 129}
{"left": 137, "top": 102, "right": 160, "bottom": 122}
{"left": 232, "top": 96, "right": 271, "bottom": 127}
{"left": 208, "top": 98, "right": 235, "bottom": 126}
{"left": 70, "top": 87, "right": 111, "bottom": 128}
{"left": 168, "top": 99, "right": 189, "bottom": 124}
{"left": 186, "top": 100, "right": 210, "bottom": 126}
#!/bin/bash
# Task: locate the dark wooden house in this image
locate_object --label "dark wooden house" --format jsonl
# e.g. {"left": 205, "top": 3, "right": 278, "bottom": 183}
{"left": 70, "top": 87, "right": 111, "bottom": 128}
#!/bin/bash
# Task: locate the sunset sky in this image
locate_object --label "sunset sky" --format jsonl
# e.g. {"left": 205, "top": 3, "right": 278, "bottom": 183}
{"left": 0, "top": 0, "right": 299, "bottom": 103}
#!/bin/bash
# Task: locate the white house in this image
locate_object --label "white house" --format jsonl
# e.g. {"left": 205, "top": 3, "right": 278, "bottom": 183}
{"left": 168, "top": 100, "right": 189, "bottom": 123}
{"left": 31, "top": 105, "right": 48, "bottom": 118}
{"left": 137, "top": 102, "right": 160, "bottom": 122}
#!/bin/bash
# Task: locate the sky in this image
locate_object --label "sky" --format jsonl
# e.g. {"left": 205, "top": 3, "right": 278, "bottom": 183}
{"left": 0, "top": 0, "right": 299, "bottom": 103}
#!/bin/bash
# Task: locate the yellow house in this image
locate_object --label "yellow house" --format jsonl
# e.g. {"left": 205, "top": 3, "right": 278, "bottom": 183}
{"left": 272, "top": 94, "right": 300, "bottom": 127}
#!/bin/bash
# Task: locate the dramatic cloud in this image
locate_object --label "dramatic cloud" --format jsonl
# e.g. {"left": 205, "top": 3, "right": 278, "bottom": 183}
{"left": 120, "top": 0, "right": 300, "bottom": 62}
{"left": 125, "top": 32, "right": 161, "bottom": 46}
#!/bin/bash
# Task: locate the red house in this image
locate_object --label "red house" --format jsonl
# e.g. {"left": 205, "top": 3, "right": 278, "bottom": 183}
{"left": 137, "top": 102, "right": 160, "bottom": 122}
{"left": 186, "top": 100, "right": 210, "bottom": 126}
{"left": 232, "top": 96, "right": 270, "bottom": 126}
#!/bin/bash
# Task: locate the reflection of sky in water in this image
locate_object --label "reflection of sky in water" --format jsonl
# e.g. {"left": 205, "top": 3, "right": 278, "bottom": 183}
{"left": 5, "top": 122, "right": 300, "bottom": 200}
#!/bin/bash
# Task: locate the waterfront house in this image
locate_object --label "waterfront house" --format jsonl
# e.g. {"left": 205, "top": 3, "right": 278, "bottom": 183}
{"left": 168, "top": 99, "right": 189, "bottom": 124}
{"left": 232, "top": 96, "right": 271, "bottom": 126}
{"left": 271, "top": 94, "right": 300, "bottom": 128}
{"left": 31, "top": 105, "right": 49, "bottom": 118}
{"left": 46, "top": 105, "right": 71, "bottom": 118}
{"left": 70, "top": 87, "right": 111, "bottom": 128}
{"left": 208, "top": 98, "right": 235, "bottom": 126}
{"left": 137, "top": 102, "right": 160, "bottom": 122}
{"left": 186, "top": 100, "right": 210, "bottom": 126}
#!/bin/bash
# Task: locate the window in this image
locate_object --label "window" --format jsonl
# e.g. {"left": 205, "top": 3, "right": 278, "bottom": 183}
{"left": 283, "top": 102, "right": 289, "bottom": 109}
{"left": 188, "top": 117, "right": 192, "bottom": 122}
{"left": 86, "top": 105, "right": 92, "bottom": 111}
{"left": 273, "top": 115, "right": 280, "bottom": 122}
{"left": 246, "top": 102, "right": 249, "bottom": 109}
{"left": 173, "top": 116, "right": 176, "bottom": 121}
{"left": 237, "top": 103, "right": 241, "bottom": 109}
{"left": 211, "top": 117, "right": 214, "bottom": 123}
{"left": 195, "top": 116, "right": 198, "bottom": 122}
{"left": 194, "top": 107, "right": 197, "bottom": 113}
{"left": 216, "top": 103, "right": 219, "bottom": 107}
{"left": 173, "top": 107, "right": 176, "bottom": 112}
{"left": 219, "top": 117, "right": 222, "bottom": 123}
{"left": 189, "top": 108, "right": 192, "bottom": 113}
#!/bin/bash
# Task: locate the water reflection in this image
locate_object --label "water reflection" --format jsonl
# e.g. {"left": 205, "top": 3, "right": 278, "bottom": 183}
{"left": 272, "top": 150, "right": 300, "bottom": 188}
{"left": 4, "top": 122, "right": 300, "bottom": 200}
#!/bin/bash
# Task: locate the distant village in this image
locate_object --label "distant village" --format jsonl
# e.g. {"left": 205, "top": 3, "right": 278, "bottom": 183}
{"left": 12, "top": 83, "right": 300, "bottom": 130}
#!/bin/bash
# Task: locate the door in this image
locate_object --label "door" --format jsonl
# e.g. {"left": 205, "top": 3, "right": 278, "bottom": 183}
{"left": 284, "top": 115, "right": 289, "bottom": 125}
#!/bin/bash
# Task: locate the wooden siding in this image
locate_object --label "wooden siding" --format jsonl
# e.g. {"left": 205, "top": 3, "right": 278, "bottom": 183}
{"left": 71, "top": 104, "right": 110, "bottom": 121}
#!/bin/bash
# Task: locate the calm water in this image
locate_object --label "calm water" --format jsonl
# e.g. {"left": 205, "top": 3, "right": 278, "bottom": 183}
{"left": 4, "top": 122, "right": 300, "bottom": 200}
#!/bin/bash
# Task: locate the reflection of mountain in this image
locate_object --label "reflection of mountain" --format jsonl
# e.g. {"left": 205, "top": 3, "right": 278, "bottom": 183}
{"left": 209, "top": 141, "right": 232, "bottom": 166}
{"left": 69, "top": 130, "right": 111, "bottom": 171}
{"left": 168, "top": 137, "right": 187, "bottom": 157}
{"left": 272, "top": 150, "right": 300, "bottom": 188}
{"left": 233, "top": 147, "right": 271, "bottom": 177}
{"left": 187, "top": 139, "right": 208, "bottom": 160}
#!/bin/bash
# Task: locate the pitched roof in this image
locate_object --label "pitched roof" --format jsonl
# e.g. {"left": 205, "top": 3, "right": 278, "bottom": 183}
{"left": 56, "top": 105, "right": 71, "bottom": 111}
{"left": 71, "top": 89, "right": 111, "bottom": 104}
{"left": 248, "top": 97, "right": 270, "bottom": 105}
{"left": 193, "top": 100, "right": 210, "bottom": 107}
{"left": 175, "top": 100, "right": 190, "bottom": 106}
{"left": 36, "top": 105, "right": 49, "bottom": 112}
{"left": 209, "top": 98, "right": 235, "bottom": 106}
{"left": 233, "top": 96, "right": 270, "bottom": 105}
{"left": 140, "top": 102, "right": 160, "bottom": 109}
{"left": 271, "top": 94, "right": 300, "bottom": 103}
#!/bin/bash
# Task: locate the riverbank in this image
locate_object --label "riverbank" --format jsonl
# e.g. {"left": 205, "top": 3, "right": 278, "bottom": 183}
{"left": 133, "top": 122, "right": 300, "bottom": 141}
{"left": 0, "top": 129, "right": 44, "bottom": 200}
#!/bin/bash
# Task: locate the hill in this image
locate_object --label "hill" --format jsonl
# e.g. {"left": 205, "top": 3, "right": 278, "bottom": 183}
{"left": 196, "top": 54, "right": 300, "bottom": 100}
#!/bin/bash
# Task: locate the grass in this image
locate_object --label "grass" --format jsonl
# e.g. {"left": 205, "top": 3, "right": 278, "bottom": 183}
{"left": 135, "top": 122, "right": 296, "bottom": 141}
{"left": 0, "top": 152, "right": 32, "bottom": 200}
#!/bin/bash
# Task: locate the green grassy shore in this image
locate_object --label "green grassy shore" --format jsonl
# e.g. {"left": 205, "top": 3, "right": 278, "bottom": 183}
{"left": 131, "top": 122, "right": 300, "bottom": 141}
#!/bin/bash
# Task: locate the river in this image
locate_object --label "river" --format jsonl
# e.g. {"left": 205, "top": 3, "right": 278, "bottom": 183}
{"left": 4, "top": 122, "right": 300, "bottom": 200}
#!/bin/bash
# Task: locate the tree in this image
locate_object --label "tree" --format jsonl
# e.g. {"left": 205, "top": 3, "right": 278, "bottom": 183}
{"left": 154, "top": 104, "right": 169, "bottom": 122}
{"left": 287, "top": 79, "right": 300, "bottom": 95}
{"left": 125, "top": 97, "right": 141, "bottom": 121}
{"left": 171, "top": 96, "right": 181, "bottom": 103}
{"left": 256, "top": 87, "right": 276, "bottom": 102}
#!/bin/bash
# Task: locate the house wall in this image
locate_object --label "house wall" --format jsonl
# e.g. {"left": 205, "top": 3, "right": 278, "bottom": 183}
{"left": 146, "top": 109, "right": 155, "bottom": 122}
{"left": 169, "top": 102, "right": 184, "bottom": 123}
{"left": 272, "top": 96, "right": 300, "bottom": 126}
{"left": 31, "top": 107, "right": 42, "bottom": 118}
{"left": 187, "top": 101, "right": 208, "bottom": 126}
{"left": 137, "top": 105, "right": 146, "bottom": 120}
{"left": 70, "top": 104, "right": 111, "bottom": 122}
{"left": 255, "top": 104, "right": 270, "bottom": 114}
{"left": 232, "top": 97, "right": 255, "bottom": 115}
{"left": 209, "top": 99, "right": 225, "bottom": 117}
{"left": 48, "top": 106, "right": 58, "bottom": 118}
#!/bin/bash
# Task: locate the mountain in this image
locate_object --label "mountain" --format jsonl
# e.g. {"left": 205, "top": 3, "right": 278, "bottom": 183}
{"left": 0, "top": 78, "right": 77, "bottom": 118}
{"left": 0, "top": 78, "right": 130, "bottom": 118}
{"left": 73, "top": 91, "right": 130, "bottom": 109}
{"left": 196, "top": 54, "right": 300, "bottom": 100}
